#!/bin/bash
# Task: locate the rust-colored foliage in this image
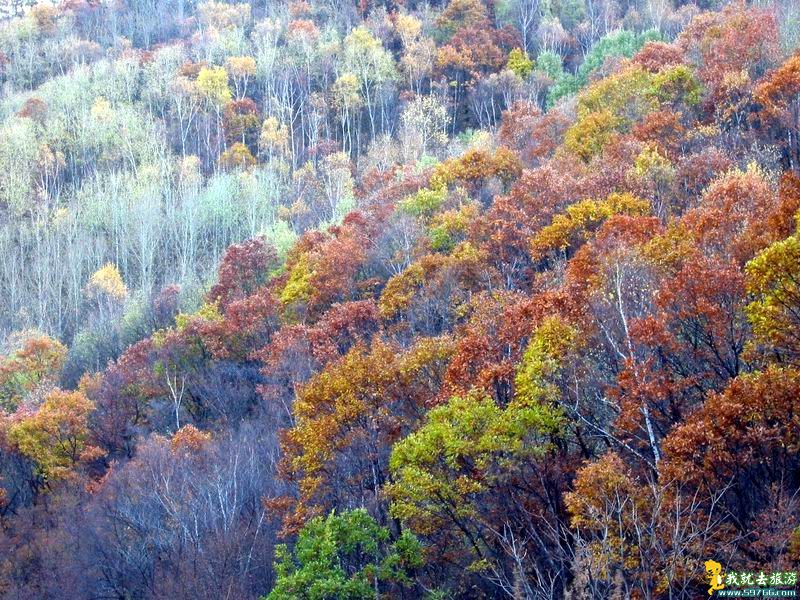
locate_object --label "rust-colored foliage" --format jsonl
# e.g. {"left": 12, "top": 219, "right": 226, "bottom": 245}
{"left": 0, "top": 335, "right": 67, "bottom": 411}
{"left": 662, "top": 367, "right": 800, "bottom": 520}
{"left": 678, "top": 4, "right": 780, "bottom": 109}
{"left": 9, "top": 5, "right": 800, "bottom": 597}
{"left": 498, "top": 102, "right": 571, "bottom": 166}
{"left": 223, "top": 98, "right": 260, "bottom": 148}
{"left": 280, "top": 211, "right": 383, "bottom": 321}
{"left": 280, "top": 336, "right": 453, "bottom": 530}
{"left": 170, "top": 424, "right": 212, "bottom": 455}
{"left": 209, "top": 237, "right": 279, "bottom": 310}
{"left": 632, "top": 41, "right": 685, "bottom": 73}
{"left": 7, "top": 388, "right": 97, "bottom": 482}
{"left": 754, "top": 52, "right": 800, "bottom": 172}
{"left": 436, "top": 19, "right": 519, "bottom": 83}
{"left": 470, "top": 159, "right": 585, "bottom": 286}
{"left": 632, "top": 109, "right": 686, "bottom": 160}
{"left": 378, "top": 243, "right": 491, "bottom": 333}
{"left": 679, "top": 164, "right": 784, "bottom": 264}
{"left": 257, "top": 299, "right": 381, "bottom": 404}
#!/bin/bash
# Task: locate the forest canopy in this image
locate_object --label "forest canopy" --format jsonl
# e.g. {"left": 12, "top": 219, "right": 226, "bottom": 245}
{"left": 0, "top": 0, "right": 800, "bottom": 597}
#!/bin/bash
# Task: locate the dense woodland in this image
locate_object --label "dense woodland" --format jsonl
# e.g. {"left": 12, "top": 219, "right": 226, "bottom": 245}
{"left": 0, "top": 0, "right": 799, "bottom": 597}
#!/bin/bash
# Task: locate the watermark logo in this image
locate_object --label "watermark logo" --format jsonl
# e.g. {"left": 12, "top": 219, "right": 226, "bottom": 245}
{"left": 706, "top": 560, "right": 725, "bottom": 595}
{"left": 704, "top": 560, "right": 798, "bottom": 597}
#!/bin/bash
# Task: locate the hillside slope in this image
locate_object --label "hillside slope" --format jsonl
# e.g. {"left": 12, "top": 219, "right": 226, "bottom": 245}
{"left": 1, "top": 0, "right": 800, "bottom": 598}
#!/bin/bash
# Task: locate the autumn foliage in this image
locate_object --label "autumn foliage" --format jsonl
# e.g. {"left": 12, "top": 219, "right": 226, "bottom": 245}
{"left": 1, "top": 1, "right": 800, "bottom": 598}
